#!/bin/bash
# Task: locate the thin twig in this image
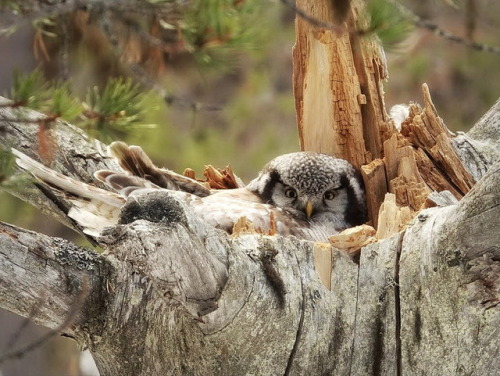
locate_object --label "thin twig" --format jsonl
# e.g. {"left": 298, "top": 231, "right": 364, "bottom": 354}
{"left": 0, "top": 276, "right": 90, "bottom": 364}
{"left": 280, "top": 0, "right": 500, "bottom": 56}
{"left": 3, "top": 292, "right": 48, "bottom": 350}
{"left": 387, "top": 0, "right": 500, "bottom": 56}
{"left": 279, "top": 0, "right": 346, "bottom": 33}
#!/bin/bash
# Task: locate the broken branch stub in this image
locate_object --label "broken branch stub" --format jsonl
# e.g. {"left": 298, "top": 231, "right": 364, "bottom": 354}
{"left": 362, "top": 84, "right": 486, "bottom": 239}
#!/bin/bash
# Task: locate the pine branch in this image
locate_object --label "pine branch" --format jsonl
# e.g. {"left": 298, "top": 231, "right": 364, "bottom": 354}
{"left": 97, "top": 7, "right": 222, "bottom": 112}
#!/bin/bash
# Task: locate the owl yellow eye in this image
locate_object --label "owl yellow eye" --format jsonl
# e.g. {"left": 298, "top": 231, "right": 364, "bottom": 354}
{"left": 323, "top": 191, "right": 335, "bottom": 200}
{"left": 284, "top": 187, "right": 297, "bottom": 199}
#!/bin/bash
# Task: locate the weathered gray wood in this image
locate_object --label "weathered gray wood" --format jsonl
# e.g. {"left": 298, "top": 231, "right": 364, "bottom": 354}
{"left": 454, "top": 98, "right": 500, "bottom": 180}
{"left": 0, "top": 99, "right": 499, "bottom": 375}
{"left": 0, "top": 222, "right": 109, "bottom": 335}
{"left": 351, "top": 234, "right": 402, "bottom": 376}
{"left": 0, "top": 102, "right": 118, "bottom": 240}
{"left": 75, "top": 195, "right": 361, "bottom": 375}
{"left": 327, "top": 249, "right": 359, "bottom": 374}
{"left": 399, "top": 163, "right": 500, "bottom": 375}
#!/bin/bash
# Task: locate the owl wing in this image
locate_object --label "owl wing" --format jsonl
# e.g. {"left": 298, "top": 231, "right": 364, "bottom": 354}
{"left": 104, "top": 141, "right": 211, "bottom": 197}
{"left": 12, "top": 148, "right": 228, "bottom": 238}
{"left": 13, "top": 147, "right": 334, "bottom": 242}
{"left": 194, "top": 189, "right": 332, "bottom": 242}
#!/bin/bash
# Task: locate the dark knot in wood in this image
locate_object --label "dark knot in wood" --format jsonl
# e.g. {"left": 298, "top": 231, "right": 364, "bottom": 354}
{"left": 119, "top": 191, "right": 188, "bottom": 227}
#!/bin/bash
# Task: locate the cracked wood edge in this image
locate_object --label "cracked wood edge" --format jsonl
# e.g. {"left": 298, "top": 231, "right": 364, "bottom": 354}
{"left": 454, "top": 98, "right": 500, "bottom": 181}
{"left": 350, "top": 160, "right": 499, "bottom": 375}
{"left": 369, "top": 88, "right": 498, "bottom": 239}
{"left": 350, "top": 233, "right": 402, "bottom": 375}
{"left": 400, "top": 84, "right": 475, "bottom": 197}
{"left": 292, "top": 0, "right": 390, "bottom": 167}
{"left": 360, "top": 158, "right": 387, "bottom": 228}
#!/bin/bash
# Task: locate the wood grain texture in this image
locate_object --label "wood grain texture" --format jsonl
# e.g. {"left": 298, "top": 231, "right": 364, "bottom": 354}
{"left": 292, "top": 0, "right": 390, "bottom": 167}
{"left": 0, "top": 222, "right": 109, "bottom": 337}
{"left": 351, "top": 234, "right": 402, "bottom": 376}
{"left": 401, "top": 84, "right": 476, "bottom": 197}
{"left": 399, "top": 163, "right": 500, "bottom": 375}
{"left": 0, "top": 103, "right": 120, "bottom": 243}
{"left": 0, "top": 93, "right": 499, "bottom": 374}
{"left": 360, "top": 158, "right": 387, "bottom": 228}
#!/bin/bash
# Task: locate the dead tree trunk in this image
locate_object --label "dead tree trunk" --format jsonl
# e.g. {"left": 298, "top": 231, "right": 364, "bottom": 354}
{"left": 293, "top": 0, "right": 391, "bottom": 166}
{"left": 1, "top": 0, "right": 499, "bottom": 373}
{"left": 0, "top": 97, "right": 499, "bottom": 375}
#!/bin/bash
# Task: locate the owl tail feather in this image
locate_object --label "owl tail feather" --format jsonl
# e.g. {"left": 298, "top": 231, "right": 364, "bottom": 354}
{"left": 11, "top": 148, "right": 124, "bottom": 236}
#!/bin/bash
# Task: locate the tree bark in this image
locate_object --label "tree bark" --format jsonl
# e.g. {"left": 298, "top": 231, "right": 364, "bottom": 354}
{"left": 0, "top": 222, "right": 107, "bottom": 335}
{"left": 0, "top": 98, "right": 499, "bottom": 374}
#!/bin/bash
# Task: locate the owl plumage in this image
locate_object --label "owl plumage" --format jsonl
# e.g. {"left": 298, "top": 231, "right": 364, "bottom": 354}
{"left": 12, "top": 142, "right": 367, "bottom": 242}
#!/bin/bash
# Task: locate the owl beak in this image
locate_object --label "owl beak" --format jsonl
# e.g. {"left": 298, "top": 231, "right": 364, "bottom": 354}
{"left": 305, "top": 201, "right": 314, "bottom": 219}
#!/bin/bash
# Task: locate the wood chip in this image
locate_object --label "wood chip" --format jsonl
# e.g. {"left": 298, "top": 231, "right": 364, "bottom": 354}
{"left": 183, "top": 164, "right": 244, "bottom": 190}
{"left": 360, "top": 158, "right": 387, "bottom": 228}
{"left": 313, "top": 243, "right": 332, "bottom": 290}
{"left": 231, "top": 215, "right": 277, "bottom": 237}
{"left": 268, "top": 212, "right": 277, "bottom": 236}
{"left": 399, "top": 84, "right": 475, "bottom": 197}
{"left": 329, "top": 224, "right": 377, "bottom": 257}
{"left": 376, "top": 193, "right": 413, "bottom": 240}
{"left": 183, "top": 168, "right": 196, "bottom": 180}
{"left": 231, "top": 217, "right": 257, "bottom": 236}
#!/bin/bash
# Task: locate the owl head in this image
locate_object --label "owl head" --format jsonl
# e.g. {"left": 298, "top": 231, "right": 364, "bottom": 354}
{"left": 246, "top": 152, "right": 367, "bottom": 231}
